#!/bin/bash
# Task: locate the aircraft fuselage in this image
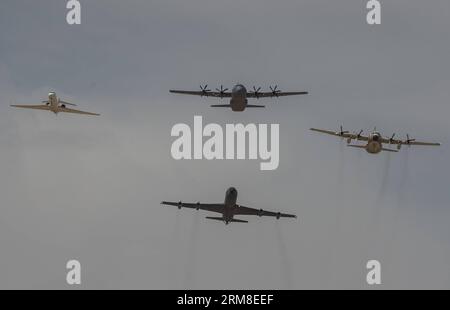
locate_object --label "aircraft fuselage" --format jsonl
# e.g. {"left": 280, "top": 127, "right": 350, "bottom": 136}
{"left": 364, "top": 132, "right": 383, "bottom": 154}
{"left": 222, "top": 187, "right": 238, "bottom": 224}
{"left": 48, "top": 92, "right": 59, "bottom": 111}
{"left": 45, "top": 92, "right": 65, "bottom": 114}
{"left": 230, "top": 84, "right": 248, "bottom": 112}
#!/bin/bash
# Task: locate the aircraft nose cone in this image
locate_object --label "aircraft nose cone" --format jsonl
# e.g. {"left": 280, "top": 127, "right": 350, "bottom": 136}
{"left": 232, "top": 84, "right": 246, "bottom": 94}
{"left": 228, "top": 187, "right": 237, "bottom": 195}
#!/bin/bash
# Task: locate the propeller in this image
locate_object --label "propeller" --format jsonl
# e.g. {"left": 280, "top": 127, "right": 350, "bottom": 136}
{"left": 389, "top": 133, "right": 396, "bottom": 144}
{"left": 395, "top": 134, "right": 415, "bottom": 149}
{"left": 337, "top": 125, "right": 349, "bottom": 137}
{"left": 348, "top": 129, "right": 363, "bottom": 144}
{"left": 252, "top": 86, "right": 262, "bottom": 99}
{"left": 215, "top": 85, "right": 228, "bottom": 98}
{"left": 200, "top": 84, "right": 210, "bottom": 96}
{"left": 269, "top": 85, "right": 281, "bottom": 97}
{"left": 405, "top": 134, "right": 416, "bottom": 145}
{"left": 356, "top": 129, "right": 364, "bottom": 140}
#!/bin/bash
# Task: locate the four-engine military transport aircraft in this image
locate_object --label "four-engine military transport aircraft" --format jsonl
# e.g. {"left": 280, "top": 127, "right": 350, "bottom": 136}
{"left": 161, "top": 187, "right": 297, "bottom": 225}
{"left": 170, "top": 84, "right": 308, "bottom": 111}
{"left": 11, "top": 92, "right": 100, "bottom": 116}
{"left": 310, "top": 126, "right": 441, "bottom": 154}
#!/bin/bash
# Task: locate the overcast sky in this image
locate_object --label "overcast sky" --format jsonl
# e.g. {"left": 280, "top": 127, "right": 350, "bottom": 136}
{"left": 0, "top": 0, "right": 449, "bottom": 289}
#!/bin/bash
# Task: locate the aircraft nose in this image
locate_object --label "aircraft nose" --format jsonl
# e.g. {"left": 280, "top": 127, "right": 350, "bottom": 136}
{"left": 232, "top": 85, "right": 246, "bottom": 94}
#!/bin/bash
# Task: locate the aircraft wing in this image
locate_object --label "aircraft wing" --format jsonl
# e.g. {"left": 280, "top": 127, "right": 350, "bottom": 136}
{"left": 381, "top": 137, "right": 441, "bottom": 147}
{"left": 161, "top": 201, "right": 225, "bottom": 214}
{"left": 247, "top": 91, "right": 308, "bottom": 98}
{"left": 169, "top": 90, "right": 232, "bottom": 98}
{"left": 310, "top": 128, "right": 344, "bottom": 136}
{"left": 58, "top": 106, "right": 100, "bottom": 116}
{"left": 11, "top": 104, "right": 51, "bottom": 111}
{"left": 310, "top": 127, "right": 369, "bottom": 141}
{"left": 403, "top": 141, "right": 441, "bottom": 146}
{"left": 233, "top": 205, "right": 297, "bottom": 219}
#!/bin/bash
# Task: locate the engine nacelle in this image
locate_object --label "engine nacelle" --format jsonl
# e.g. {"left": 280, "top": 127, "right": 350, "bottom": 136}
{"left": 276, "top": 212, "right": 281, "bottom": 219}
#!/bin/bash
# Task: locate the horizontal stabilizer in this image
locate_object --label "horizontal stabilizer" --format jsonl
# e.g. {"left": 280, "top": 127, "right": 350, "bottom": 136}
{"left": 205, "top": 216, "right": 224, "bottom": 221}
{"left": 382, "top": 148, "right": 398, "bottom": 153}
{"left": 60, "top": 101, "right": 77, "bottom": 106}
{"left": 210, "top": 105, "right": 231, "bottom": 108}
{"left": 246, "top": 105, "right": 265, "bottom": 108}
{"left": 229, "top": 218, "right": 248, "bottom": 223}
{"left": 347, "top": 144, "right": 366, "bottom": 149}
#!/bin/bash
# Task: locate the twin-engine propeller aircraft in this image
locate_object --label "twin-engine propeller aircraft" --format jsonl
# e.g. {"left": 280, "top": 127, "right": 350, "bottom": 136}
{"left": 170, "top": 84, "right": 308, "bottom": 112}
{"left": 161, "top": 187, "right": 297, "bottom": 225}
{"left": 310, "top": 126, "right": 441, "bottom": 154}
{"left": 11, "top": 92, "right": 100, "bottom": 116}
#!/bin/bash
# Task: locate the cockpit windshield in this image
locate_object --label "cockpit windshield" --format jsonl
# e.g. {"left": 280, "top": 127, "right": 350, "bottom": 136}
{"left": 371, "top": 133, "right": 380, "bottom": 141}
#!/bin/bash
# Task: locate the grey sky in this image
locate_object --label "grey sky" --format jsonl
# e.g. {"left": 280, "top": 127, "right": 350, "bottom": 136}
{"left": 0, "top": 0, "right": 449, "bottom": 289}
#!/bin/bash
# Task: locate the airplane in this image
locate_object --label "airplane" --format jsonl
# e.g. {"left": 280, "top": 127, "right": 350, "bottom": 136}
{"left": 161, "top": 187, "right": 297, "bottom": 225}
{"left": 310, "top": 126, "right": 441, "bottom": 154}
{"left": 169, "top": 84, "right": 308, "bottom": 112}
{"left": 10, "top": 92, "right": 100, "bottom": 116}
